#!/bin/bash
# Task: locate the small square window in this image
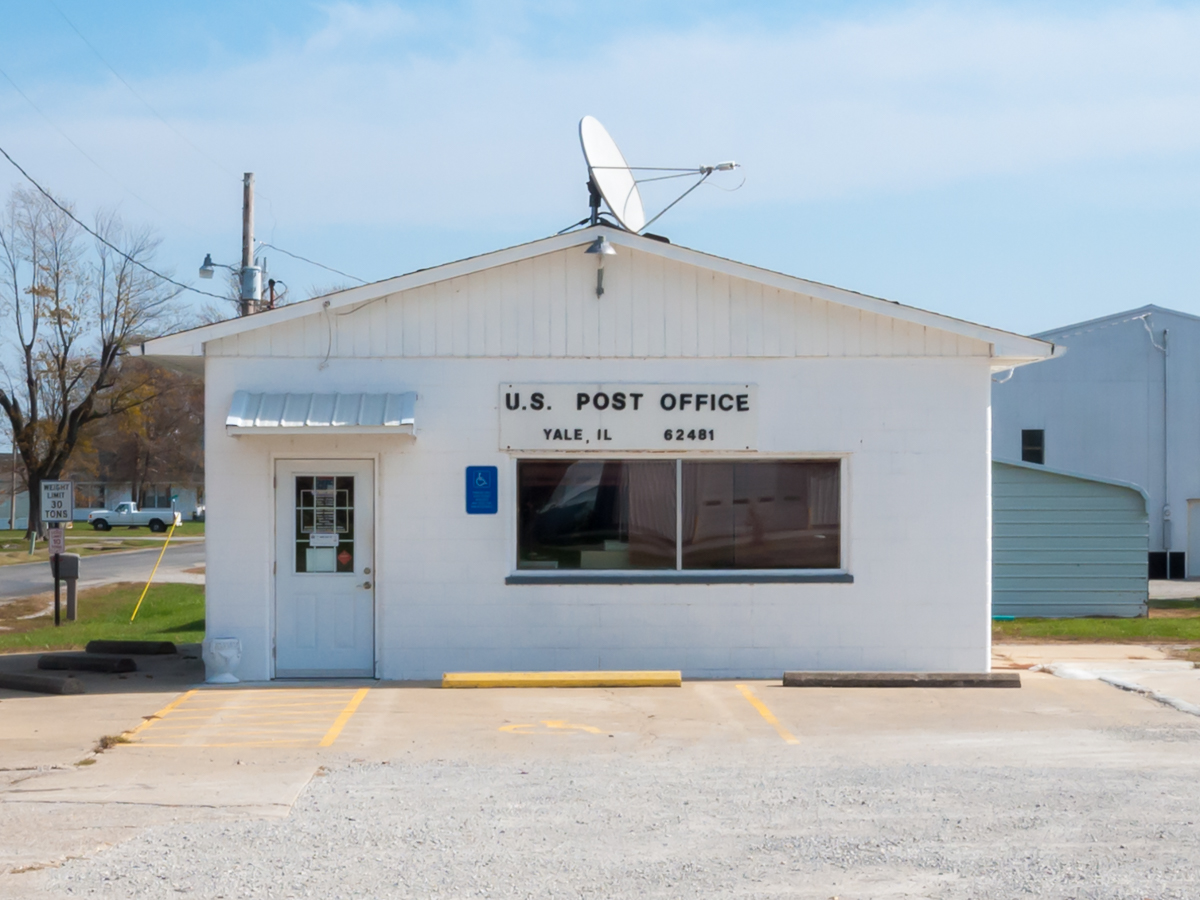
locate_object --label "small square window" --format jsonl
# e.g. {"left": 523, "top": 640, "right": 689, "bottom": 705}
{"left": 1021, "top": 429, "right": 1044, "bottom": 465}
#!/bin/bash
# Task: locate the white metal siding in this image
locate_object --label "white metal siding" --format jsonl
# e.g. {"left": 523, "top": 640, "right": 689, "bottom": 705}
{"left": 992, "top": 305, "right": 1200, "bottom": 560}
{"left": 993, "top": 461, "right": 1148, "bottom": 617}
{"left": 210, "top": 246, "right": 992, "bottom": 361}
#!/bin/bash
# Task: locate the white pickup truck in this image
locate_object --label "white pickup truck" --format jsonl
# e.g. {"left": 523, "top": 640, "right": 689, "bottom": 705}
{"left": 88, "top": 502, "right": 182, "bottom": 533}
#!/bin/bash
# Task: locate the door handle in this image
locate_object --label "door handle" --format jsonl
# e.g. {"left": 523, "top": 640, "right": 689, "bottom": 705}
{"left": 361, "top": 581, "right": 372, "bottom": 589}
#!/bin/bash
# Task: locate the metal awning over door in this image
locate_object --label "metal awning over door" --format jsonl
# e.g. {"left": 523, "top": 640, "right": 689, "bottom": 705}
{"left": 226, "top": 391, "right": 416, "bottom": 435}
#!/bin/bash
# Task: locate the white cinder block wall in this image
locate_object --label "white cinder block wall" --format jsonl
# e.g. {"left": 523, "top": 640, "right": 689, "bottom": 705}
{"left": 204, "top": 354, "right": 994, "bottom": 680}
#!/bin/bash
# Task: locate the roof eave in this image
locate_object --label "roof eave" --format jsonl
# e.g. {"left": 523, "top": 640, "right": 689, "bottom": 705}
{"left": 139, "top": 226, "right": 1057, "bottom": 362}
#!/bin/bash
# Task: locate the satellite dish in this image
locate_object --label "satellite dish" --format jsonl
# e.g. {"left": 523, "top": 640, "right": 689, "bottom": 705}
{"left": 580, "top": 116, "right": 646, "bottom": 233}
{"left": 562, "top": 116, "right": 741, "bottom": 237}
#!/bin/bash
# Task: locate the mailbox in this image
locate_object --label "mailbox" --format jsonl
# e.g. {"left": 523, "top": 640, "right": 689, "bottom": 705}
{"left": 51, "top": 553, "right": 80, "bottom": 579}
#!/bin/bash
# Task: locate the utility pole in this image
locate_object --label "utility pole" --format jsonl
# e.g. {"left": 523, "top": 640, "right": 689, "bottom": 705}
{"left": 197, "top": 172, "right": 264, "bottom": 316}
{"left": 239, "top": 173, "right": 262, "bottom": 317}
{"left": 8, "top": 440, "right": 15, "bottom": 531}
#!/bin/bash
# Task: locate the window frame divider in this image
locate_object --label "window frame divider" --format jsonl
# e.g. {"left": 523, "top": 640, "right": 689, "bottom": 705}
{"left": 675, "top": 459, "right": 683, "bottom": 570}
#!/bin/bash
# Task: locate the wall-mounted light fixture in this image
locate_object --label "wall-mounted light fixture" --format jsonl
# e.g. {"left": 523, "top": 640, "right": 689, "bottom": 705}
{"left": 584, "top": 235, "right": 616, "bottom": 297}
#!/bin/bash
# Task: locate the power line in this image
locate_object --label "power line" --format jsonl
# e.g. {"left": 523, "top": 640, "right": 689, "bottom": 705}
{"left": 0, "top": 64, "right": 173, "bottom": 221}
{"left": 0, "top": 142, "right": 227, "bottom": 301}
{"left": 47, "top": 2, "right": 278, "bottom": 219}
{"left": 48, "top": 1, "right": 241, "bottom": 184}
{"left": 258, "top": 242, "right": 365, "bottom": 284}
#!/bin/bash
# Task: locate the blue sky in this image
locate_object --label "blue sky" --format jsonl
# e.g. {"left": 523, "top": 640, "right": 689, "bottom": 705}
{"left": 1, "top": 1, "right": 1198, "bottom": 334}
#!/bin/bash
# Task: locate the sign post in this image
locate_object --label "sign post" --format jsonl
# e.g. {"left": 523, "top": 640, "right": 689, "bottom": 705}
{"left": 41, "top": 481, "right": 73, "bottom": 628}
{"left": 49, "top": 527, "right": 65, "bottom": 625}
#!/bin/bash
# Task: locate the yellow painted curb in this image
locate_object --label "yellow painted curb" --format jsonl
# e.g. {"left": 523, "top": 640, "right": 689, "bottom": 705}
{"left": 442, "top": 670, "right": 682, "bottom": 688}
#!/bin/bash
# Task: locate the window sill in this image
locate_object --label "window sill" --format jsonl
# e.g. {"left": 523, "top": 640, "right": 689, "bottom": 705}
{"left": 505, "top": 571, "right": 853, "bottom": 586}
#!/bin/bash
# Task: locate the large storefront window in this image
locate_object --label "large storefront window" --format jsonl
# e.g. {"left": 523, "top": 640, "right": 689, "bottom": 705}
{"left": 517, "top": 459, "right": 841, "bottom": 571}
{"left": 681, "top": 461, "right": 840, "bottom": 569}
{"left": 518, "top": 460, "right": 676, "bottom": 569}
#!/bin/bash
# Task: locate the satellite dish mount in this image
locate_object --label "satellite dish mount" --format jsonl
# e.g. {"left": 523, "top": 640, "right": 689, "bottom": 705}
{"left": 587, "top": 177, "right": 603, "bottom": 227}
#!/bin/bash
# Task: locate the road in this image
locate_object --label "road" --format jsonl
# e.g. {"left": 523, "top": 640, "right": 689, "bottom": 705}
{"left": 0, "top": 542, "right": 204, "bottom": 601}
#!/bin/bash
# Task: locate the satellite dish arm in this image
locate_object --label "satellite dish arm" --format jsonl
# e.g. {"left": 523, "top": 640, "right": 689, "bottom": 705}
{"left": 638, "top": 171, "right": 713, "bottom": 233}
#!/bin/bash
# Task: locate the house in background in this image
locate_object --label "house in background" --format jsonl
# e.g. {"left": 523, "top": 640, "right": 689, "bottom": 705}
{"left": 992, "top": 304, "right": 1200, "bottom": 579}
{"left": 1, "top": 482, "right": 202, "bottom": 531}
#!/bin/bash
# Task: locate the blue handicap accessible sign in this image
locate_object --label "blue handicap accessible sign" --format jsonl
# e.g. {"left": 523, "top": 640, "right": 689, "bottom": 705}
{"left": 465, "top": 466, "right": 498, "bottom": 514}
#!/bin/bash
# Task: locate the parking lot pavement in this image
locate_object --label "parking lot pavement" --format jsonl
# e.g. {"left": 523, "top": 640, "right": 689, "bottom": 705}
{"left": 995, "top": 641, "right": 1200, "bottom": 715}
{"left": 1150, "top": 578, "right": 1200, "bottom": 600}
{"left": 131, "top": 686, "right": 370, "bottom": 749}
{"left": 1, "top": 659, "right": 1199, "bottom": 897}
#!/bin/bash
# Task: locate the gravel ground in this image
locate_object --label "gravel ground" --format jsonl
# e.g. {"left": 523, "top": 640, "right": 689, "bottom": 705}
{"left": 39, "top": 750, "right": 1200, "bottom": 899}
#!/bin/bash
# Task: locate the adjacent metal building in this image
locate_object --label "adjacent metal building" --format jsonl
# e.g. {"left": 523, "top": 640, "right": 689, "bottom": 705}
{"left": 992, "top": 304, "right": 1200, "bottom": 579}
{"left": 992, "top": 460, "right": 1148, "bottom": 618}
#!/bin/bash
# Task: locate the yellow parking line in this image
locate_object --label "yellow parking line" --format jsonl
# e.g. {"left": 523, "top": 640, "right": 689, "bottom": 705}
{"left": 178, "top": 700, "right": 355, "bottom": 711}
{"left": 318, "top": 688, "right": 370, "bottom": 747}
{"left": 150, "top": 729, "right": 336, "bottom": 734}
{"left": 154, "top": 710, "right": 351, "bottom": 719}
{"left": 146, "top": 722, "right": 333, "bottom": 730}
{"left": 135, "top": 744, "right": 319, "bottom": 748}
{"left": 124, "top": 689, "right": 198, "bottom": 740}
{"left": 736, "top": 683, "right": 799, "bottom": 745}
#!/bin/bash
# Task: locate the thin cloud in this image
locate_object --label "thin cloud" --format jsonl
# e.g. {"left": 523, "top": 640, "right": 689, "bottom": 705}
{"left": 4, "top": 3, "right": 1200, "bottom": 233}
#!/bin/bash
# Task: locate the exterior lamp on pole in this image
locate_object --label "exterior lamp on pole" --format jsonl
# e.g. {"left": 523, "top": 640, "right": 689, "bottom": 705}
{"left": 198, "top": 252, "right": 263, "bottom": 317}
{"left": 585, "top": 235, "right": 616, "bottom": 298}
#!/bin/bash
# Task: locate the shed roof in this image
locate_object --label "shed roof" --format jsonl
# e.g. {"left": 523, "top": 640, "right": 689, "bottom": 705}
{"left": 142, "top": 226, "right": 1055, "bottom": 371}
{"left": 993, "top": 458, "right": 1148, "bottom": 509}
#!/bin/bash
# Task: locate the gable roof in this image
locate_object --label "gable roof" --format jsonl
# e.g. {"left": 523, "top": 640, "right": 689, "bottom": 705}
{"left": 1034, "top": 304, "right": 1200, "bottom": 341}
{"left": 142, "top": 225, "right": 1055, "bottom": 369}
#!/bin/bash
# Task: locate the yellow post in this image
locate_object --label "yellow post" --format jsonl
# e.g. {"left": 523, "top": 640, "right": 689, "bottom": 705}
{"left": 130, "top": 519, "right": 177, "bottom": 622}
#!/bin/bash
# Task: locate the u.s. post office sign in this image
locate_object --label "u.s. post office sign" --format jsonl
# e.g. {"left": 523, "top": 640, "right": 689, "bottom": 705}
{"left": 499, "top": 384, "right": 757, "bottom": 451}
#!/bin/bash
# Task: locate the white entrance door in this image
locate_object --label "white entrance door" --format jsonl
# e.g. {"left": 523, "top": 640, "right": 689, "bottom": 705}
{"left": 275, "top": 460, "right": 375, "bottom": 677}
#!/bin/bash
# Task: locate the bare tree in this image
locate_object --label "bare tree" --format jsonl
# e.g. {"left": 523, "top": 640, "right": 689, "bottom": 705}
{"left": 72, "top": 359, "right": 203, "bottom": 505}
{"left": 0, "top": 187, "right": 176, "bottom": 536}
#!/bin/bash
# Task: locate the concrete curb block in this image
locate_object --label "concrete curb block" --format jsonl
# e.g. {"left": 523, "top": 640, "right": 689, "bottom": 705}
{"left": 783, "top": 672, "right": 1022, "bottom": 688}
{"left": 86, "top": 640, "right": 176, "bottom": 655}
{"left": 39, "top": 654, "right": 138, "bottom": 674}
{"left": 442, "top": 670, "right": 683, "bottom": 688}
{"left": 0, "top": 672, "right": 85, "bottom": 694}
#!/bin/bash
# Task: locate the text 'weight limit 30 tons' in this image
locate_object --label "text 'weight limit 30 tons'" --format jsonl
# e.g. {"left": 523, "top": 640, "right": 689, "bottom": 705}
{"left": 40, "top": 481, "right": 74, "bottom": 523}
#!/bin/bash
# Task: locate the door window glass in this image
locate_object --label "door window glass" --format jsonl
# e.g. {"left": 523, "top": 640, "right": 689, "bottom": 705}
{"left": 294, "top": 475, "right": 355, "bottom": 573}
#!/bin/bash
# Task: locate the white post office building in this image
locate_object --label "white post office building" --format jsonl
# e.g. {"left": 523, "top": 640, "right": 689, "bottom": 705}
{"left": 144, "top": 227, "right": 1053, "bottom": 681}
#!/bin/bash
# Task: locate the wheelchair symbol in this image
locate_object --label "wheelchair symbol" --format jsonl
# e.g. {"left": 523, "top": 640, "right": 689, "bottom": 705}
{"left": 475, "top": 471, "right": 489, "bottom": 488}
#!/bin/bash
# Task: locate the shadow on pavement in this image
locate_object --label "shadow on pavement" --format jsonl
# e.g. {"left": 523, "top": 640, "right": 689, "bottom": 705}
{"left": 0, "top": 643, "right": 204, "bottom": 698}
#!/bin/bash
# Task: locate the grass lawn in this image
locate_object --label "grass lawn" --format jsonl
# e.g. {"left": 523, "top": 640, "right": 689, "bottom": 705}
{"left": 993, "top": 616, "right": 1200, "bottom": 643}
{"left": 0, "top": 582, "right": 204, "bottom": 653}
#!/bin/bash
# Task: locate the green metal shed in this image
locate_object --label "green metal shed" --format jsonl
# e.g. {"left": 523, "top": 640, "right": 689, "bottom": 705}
{"left": 993, "top": 460, "right": 1148, "bottom": 617}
